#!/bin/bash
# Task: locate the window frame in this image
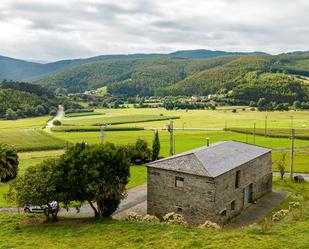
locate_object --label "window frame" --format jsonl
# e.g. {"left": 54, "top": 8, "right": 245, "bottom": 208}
{"left": 231, "top": 200, "right": 236, "bottom": 211}
{"left": 235, "top": 170, "right": 240, "bottom": 188}
{"left": 175, "top": 176, "right": 184, "bottom": 189}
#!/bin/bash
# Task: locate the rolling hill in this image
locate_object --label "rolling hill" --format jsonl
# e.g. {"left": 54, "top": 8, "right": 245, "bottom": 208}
{"left": 0, "top": 49, "right": 263, "bottom": 82}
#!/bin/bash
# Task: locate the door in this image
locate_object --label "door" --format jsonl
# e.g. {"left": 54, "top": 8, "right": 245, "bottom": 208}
{"left": 244, "top": 184, "right": 253, "bottom": 208}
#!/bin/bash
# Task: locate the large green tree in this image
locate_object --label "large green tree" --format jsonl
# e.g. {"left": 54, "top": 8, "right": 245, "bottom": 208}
{"left": 55, "top": 142, "right": 130, "bottom": 218}
{"left": 0, "top": 143, "right": 18, "bottom": 183}
{"left": 8, "top": 159, "right": 59, "bottom": 221}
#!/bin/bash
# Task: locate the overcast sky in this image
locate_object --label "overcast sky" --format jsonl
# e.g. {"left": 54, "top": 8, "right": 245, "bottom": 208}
{"left": 0, "top": 0, "right": 309, "bottom": 62}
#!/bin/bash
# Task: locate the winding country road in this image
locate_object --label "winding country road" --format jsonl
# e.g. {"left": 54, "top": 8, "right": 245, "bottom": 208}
{"left": 46, "top": 105, "right": 64, "bottom": 129}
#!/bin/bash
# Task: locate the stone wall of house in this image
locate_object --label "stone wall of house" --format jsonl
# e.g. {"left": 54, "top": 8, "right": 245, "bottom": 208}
{"left": 147, "top": 152, "right": 272, "bottom": 226}
{"left": 213, "top": 152, "right": 272, "bottom": 224}
{"left": 147, "top": 168, "right": 216, "bottom": 225}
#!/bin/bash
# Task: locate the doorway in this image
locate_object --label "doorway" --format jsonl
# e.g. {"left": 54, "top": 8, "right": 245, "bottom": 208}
{"left": 244, "top": 183, "right": 253, "bottom": 208}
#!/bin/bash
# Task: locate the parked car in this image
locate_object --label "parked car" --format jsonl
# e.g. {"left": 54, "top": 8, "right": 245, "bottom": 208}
{"left": 24, "top": 201, "right": 59, "bottom": 214}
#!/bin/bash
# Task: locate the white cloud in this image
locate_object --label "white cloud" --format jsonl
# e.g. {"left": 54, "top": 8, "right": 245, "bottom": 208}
{"left": 0, "top": 0, "right": 308, "bottom": 61}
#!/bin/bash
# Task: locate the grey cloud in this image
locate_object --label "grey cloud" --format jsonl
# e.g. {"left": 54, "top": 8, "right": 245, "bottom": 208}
{"left": 0, "top": 0, "right": 309, "bottom": 61}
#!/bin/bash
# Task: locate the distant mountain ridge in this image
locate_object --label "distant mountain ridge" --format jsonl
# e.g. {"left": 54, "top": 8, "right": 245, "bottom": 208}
{"left": 0, "top": 49, "right": 267, "bottom": 81}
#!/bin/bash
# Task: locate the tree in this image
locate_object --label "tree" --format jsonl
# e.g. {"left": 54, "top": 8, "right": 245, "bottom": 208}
{"left": 5, "top": 109, "right": 17, "bottom": 120}
{"left": 152, "top": 130, "right": 160, "bottom": 161}
{"left": 0, "top": 143, "right": 18, "bottom": 183}
{"left": 293, "top": 100, "right": 301, "bottom": 110}
{"left": 275, "top": 153, "right": 286, "bottom": 179}
{"left": 9, "top": 159, "right": 60, "bottom": 221}
{"left": 54, "top": 142, "right": 130, "bottom": 219}
{"left": 52, "top": 119, "right": 61, "bottom": 126}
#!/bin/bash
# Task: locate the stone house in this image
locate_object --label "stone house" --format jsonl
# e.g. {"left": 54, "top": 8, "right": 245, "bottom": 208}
{"left": 146, "top": 140, "right": 272, "bottom": 225}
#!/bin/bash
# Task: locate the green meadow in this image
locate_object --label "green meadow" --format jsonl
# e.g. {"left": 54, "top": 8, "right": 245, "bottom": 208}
{"left": 0, "top": 178, "right": 308, "bottom": 249}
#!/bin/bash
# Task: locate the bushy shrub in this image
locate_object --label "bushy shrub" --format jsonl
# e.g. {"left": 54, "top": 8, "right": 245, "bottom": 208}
{"left": 163, "top": 212, "right": 187, "bottom": 225}
{"left": 198, "top": 220, "right": 221, "bottom": 229}
{"left": 52, "top": 120, "right": 61, "bottom": 126}
{"left": 272, "top": 209, "right": 289, "bottom": 221}
{"left": 125, "top": 212, "right": 142, "bottom": 221}
{"left": 142, "top": 214, "right": 160, "bottom": 224}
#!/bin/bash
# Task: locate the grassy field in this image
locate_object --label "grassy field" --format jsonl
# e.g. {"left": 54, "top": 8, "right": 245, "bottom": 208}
{"left": 61, "top": 114, "right": 179, "bottom": 126}
{"left": 51, "top": 129, "right": 309, "bottom": 154}
{"left": 228, "top": 127, "right": 309, "bottom": 140}
{"left": 51, "top": 126, "right": 144, "bottom": 132}
{"left": 0, "top": 129, "right": 67, "bottom": 151}
{"left": 90, "top": 108, "right": 309, "bottom": 129}
{"left": 0, "top": 116, "right": 50, "bottom": 130}
{"left": 272, "top": 149, "right": 309, "bottom": 173}
{"left": 0, "top": 178, "right": 308, "bottom": 249}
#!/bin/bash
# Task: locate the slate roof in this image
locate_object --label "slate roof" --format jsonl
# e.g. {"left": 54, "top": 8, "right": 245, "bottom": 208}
{"left": 146, "top": 140, "right": 271, "bottom": 178}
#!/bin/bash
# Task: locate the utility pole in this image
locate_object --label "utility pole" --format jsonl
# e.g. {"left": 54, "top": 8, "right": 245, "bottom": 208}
{"left": 101, "top": 126, "right": 104, "bottom": 143}
{"left": 290, "top": 128, "right": 295, "bottom": 180}
{"left": 264, "top": 115, "right": 268, "bottom": 137}
{"left": 253, "top": 122, "right": 256, "bottom": 145}
{"left": 290, "top": 116, "right": 294, "bottom": 129}
{"left": 168, "top": 120, "right": 174, "bottom": 156}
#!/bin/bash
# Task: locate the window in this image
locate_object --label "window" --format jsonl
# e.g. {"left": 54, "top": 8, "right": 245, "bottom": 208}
{"left": 220, "top": 209, "right": 227, "bottom": 216}
{"left": 231, "top": 200, "right": 236, "bottom": 211}
{"left": 235, "top": 170, "right": 240, "bottom": 188}
{"left": 175, "top": 176, "right": 184, "bottom": 188}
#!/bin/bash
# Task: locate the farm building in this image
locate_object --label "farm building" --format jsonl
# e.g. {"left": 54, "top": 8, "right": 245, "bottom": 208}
{"left": 146, "top": 140, "right": 272, "bottom": 225}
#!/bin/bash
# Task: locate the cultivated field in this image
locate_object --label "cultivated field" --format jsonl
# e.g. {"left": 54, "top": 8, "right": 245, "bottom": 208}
{"left": 0, "top": 129, "right": 67, "bottom": 151}
{"left": 61, "top": 114, "right": 179, "bottom": 126}
{"left": 0, "top": 116, "right": 50, "bottom": 130}
{"left": 91, "top": 108, "right": 309, "bottom": 129}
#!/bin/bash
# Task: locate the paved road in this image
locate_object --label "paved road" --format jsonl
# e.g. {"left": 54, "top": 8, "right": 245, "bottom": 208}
{"left": 47, "top": 105, "right": 64, "bottom": 128}
{"left": 226, "top": 190, "right": 288, "bottom": 228}
{"left": 0, "top": 184, "right": 147, "bottom": 217}
{"left": 59, "top": 184, "right": 147, "bottom": 217}
{"left": 272, "top": 172, "right": 309, "bottom": 180}
{"left": 144, "top": 127, "right": 223, "bottom": 131}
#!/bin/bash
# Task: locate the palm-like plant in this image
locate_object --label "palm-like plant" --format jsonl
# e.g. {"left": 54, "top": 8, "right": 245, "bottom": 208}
{"left": 0, "top": 143, "right": 19, "bottom": 183}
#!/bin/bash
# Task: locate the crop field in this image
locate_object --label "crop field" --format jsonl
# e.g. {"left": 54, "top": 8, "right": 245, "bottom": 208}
{"left": 61, "top": 114, "right": 179, "bottom": 126}
{"left": 0, "top": 116, "right": 50, "bottom": 130}
{"left": 0, "top": 178, "right": 308, "bottom": 249}
{"left": 64, "top": 112, "right": 104, "bottom": 118}
{"left": 90, "top": 108, "right": 309, "bottom": 129}
{"left": 0, "top": 129, "right": 67, "bottom": 151}
{"left": 51, "top": 126, "right": 144, "bottom": 132}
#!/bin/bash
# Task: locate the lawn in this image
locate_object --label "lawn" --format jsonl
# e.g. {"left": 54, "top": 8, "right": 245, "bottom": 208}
{"left": 0, "top": 178, "right": 308, "bottom": 249}
{"left": 61, "top": 114, "right": 179, "bottom": 126}
{"left": 0, "top": 116, "right": 51, "bottom": 130}
{"left": 0, "top": 129, "right": 67, "bottom": 151}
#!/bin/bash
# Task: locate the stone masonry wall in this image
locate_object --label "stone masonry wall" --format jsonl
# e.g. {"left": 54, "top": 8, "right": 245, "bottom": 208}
{"left": 147, "top": 168, "right": 216, "bottom": 225}
{"left": 213, "top": 152, "right": 272, "bottom": 224}
{"left": 147, "top": 152, "right": 272, "bottom": 225}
